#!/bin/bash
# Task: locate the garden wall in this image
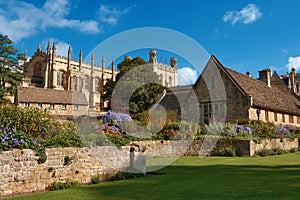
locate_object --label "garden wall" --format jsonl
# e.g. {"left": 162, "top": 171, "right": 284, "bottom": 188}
{"left": 0, "top": 147, "right": 130, "bottom": 197}
{"left": 0, "top": 138, "right": 298, "bottom": 197}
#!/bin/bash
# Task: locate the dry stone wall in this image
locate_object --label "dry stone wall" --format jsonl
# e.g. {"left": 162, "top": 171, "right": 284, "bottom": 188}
{"left": 0, "top": 138, "right": 298, "bottom": 197}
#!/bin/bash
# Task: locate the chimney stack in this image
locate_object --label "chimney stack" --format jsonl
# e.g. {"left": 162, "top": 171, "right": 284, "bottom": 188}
{"left": 259, "top": 68, "right": 272, "bottom": 87}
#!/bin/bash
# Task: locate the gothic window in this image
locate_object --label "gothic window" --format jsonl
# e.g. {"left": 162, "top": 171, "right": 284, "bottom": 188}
{"left": 71, "top": 76, "right": 77, "bottom": 91}
{"left": 84, "top": 76, "right": 89, "bottom": 91}
{"left": 34, "top": 62, "right": 42, "bottom": 77}
{"left": 57, "top": 71, "right": 64, "bottom": 87}
{"left": 78, "top": 77, "right": 83, "bottom": 92}
{"left": 95, "top": 78, "right": 101, "bottom": 92}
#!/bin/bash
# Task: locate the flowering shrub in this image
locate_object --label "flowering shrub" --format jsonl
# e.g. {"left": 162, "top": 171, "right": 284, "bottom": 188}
{"left": 102, "top": 110, "right": 132, "bottom": 127}
{"left": 236, "top": 125, "right": 252, "bottom": 135}
{"left": 0, "top": 128, "right": 37, "bottom": 151}
{"left": 274, "top": 127, "right": 291, "bottom": 136}
{"left": 101, "top": 111, "right": 132, "bottom": 135}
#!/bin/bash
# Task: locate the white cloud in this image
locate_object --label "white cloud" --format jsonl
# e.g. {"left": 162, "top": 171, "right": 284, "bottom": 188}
{"left": 42, "top": 39, "right": 71, "bottom": 58}
{"left": 223, "top": 4, "right": 262, "bottom": 25}
{"left": 98, "top": 4, "right": 135, "bottom": 25}
{"left": 0, "top": 0, "right": 101, "bottom": 42}
{"left": 178, "top": 67, "right": 199, "bottom": 86}
{"left": 286, "top": 56, "right": 300, "bottom": 70}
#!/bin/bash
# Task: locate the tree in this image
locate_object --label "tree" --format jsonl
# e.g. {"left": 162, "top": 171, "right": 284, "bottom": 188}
{"left": 0, "top": 35, "right": 24, "bottom": 103}
{"left": 103, "top": 56, "right": 163, "bottom": 115}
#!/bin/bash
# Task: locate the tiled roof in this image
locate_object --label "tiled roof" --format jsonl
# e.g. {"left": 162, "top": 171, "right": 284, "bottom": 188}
{"left": 211, "top": 56, "right": 300, "bottom": 115}
{"left": 17, "top": 87, "right": 88, "bottom": 105}
{"left": 156, "top": 85, "right": 193, "bottom": 113}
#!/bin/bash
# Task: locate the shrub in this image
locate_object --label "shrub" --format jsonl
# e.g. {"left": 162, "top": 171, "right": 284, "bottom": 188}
{"left": 258, "top": 148, "right": 276, "bottom": 157}
{"left": 109, "top": 170, "right": 145, "bottom": 181}
{"left": 290, "top": 147, "right": 298, "bottom": 153}
{"left": 36, "top": 147, "right": 47, "bottom": 164}
{"left": 91, "top": 176, "right": 100, "bottom": 184}
{"left": 257, "top": 148, "right": 287, "bottom": 157}
{"left": 46, "top": 133, "right": 83, "bottom": 148}
{"left": 0, "top": 105, "right": 53, "bottom": 138}
{"left": 50, "top": 180, "right": 79, "bottom": 191}
{"left": 219, "top": 146, "right": 236, "bottom": 157}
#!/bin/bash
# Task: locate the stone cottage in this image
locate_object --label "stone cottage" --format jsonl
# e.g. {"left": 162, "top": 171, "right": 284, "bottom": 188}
{"left": 157, "top": 55, "right": 300, "bottom": 125}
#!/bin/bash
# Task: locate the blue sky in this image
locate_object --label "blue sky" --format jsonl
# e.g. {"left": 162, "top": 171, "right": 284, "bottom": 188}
{"left": 1, "top": 0, "right": 300, "bottom": 85}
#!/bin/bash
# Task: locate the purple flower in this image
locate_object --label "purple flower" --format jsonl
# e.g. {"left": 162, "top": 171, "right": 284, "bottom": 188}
{"left": 236, "top": 125, "right": 252, "bottom": 134}
{"left": 275, "top": 127, "right": 290, "bottom": 136}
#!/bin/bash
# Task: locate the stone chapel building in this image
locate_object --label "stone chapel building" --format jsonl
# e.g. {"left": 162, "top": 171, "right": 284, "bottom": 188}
{"left": 15, "top": 43, "right": 178, "bottom": 119}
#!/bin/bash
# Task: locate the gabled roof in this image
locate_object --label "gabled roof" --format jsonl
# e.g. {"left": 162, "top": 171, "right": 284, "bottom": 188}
{"left": 17, "top": 87, "right": 88, "bottom": 105}
{"left": 210, "top": 55, "right": 300, "bottom": 115}
{"left": 155, "top": 85, "right": 193, "bottom": 113}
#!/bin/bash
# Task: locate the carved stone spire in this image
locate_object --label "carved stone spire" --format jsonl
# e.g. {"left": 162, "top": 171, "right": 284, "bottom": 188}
{"left": 47, "top": 41, "right": 50, "bottom": 54}
{"left": 24, "top": 50, "right": 27, "bottom": 62}
{"left": 89, "top": 52, "right": 95, "bottom": 108}
{"left": 37, "top": 43, "right": 41, "bottom": 52}
{"left": 67, "top": 46, "right": 72, "bottom": 90}
{"left": 52, "top": 41, "right": 56, "bottom": 57}
{"left": 79, "top": 49, "right": 82, "bottom": 71}
{"left": 111, "top": 58, "right": 115, "bottom": 81}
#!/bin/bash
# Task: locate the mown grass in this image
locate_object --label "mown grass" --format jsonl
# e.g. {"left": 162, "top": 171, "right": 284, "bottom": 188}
{"left": 5, "top": 153, "right": 300, "bottom": 200}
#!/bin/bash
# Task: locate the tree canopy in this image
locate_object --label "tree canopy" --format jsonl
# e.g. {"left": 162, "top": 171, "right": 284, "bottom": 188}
{"left": 103, "top": 56, "right": 163, "bottom": 115}
{"left": 0, "top": 35, "right": 24, "bottom": 103}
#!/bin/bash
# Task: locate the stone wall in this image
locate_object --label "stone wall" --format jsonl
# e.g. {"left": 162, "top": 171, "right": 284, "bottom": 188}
{"left": 0, "top": 138, "right": 298, "bottom": 197}
{"left": 0, "top": 147, "right": 128, "bottom": 196}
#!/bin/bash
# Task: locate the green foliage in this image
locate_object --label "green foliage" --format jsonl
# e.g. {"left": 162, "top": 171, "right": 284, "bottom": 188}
{"left": 36, "top": 147, "right": 47, "bottom": 164}
{"left": 257, "top": 148, "right": 287, "bottom": 157}
{"left": 91, "top": 176, "right": 100, "bottom": 184}
{"left": 64, "top": 156, "right": 73, "bottom": 166}
{"left": 104, "top": 57, "right": 163, "bottom": 114}
{"left": 0, "top": 35, "right": 24, "bottom": 102}
{"left": 290, "top": 147, "right": 298, "bottom": 153}
{"left": 50, "top": 180, "right": 79, "bottom": 191}
{"left": 233, "top": 119, "right": 276, "bottom": 138}
{"left": 219, "top": 146, "right": 237, "bottom": 157}
{"left": 109, "top": 170, "right": 145, "bottom": 181}
{"left": 0, "top": 128, "right": 37, "bottom": 151}
{"left": 0, "top": 105, "right": 53, "bottom": 138}
{"left": 46, "top": 133, "right": 83, "bottom": 148}
{"left": 106, "top": 134, "right": 130, "bottom": 147}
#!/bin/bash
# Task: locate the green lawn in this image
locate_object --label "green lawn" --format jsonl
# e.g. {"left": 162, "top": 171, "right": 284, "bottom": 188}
{"left": 5, "top": 153, "right": 300, "bottom": 200}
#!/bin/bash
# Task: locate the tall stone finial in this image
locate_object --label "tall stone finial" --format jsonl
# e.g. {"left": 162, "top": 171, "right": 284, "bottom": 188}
{"left": 111, "top": 58, "right": 115, "bottom": 80}
{"left": 37, "top": 43, "right": 41, "bottom": 51}
{"left": 149, "top": 50, "right": 157, "bottom": 63}
{"left": 47, "top": 41, "right": 50, "bottom": 54}
{"left": 79, "top": 49, "right": 82, "bottom": 71}
{"left": 170, "top": 57, "right": 177, "bottom": 68}
{"left": 68, "top": 46, "right": 72, "bottom": 59}
{"left": 91, "top": 52, "right": 95, "bottom": 70}
{"left": 101, "top": 56, "right": 105, "bottom": 78}
{"left": 52, "top": 41, "right": 56, "bottom": 56}
{"left": 24, "top": 50, "right": 27, "bottom": 62}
